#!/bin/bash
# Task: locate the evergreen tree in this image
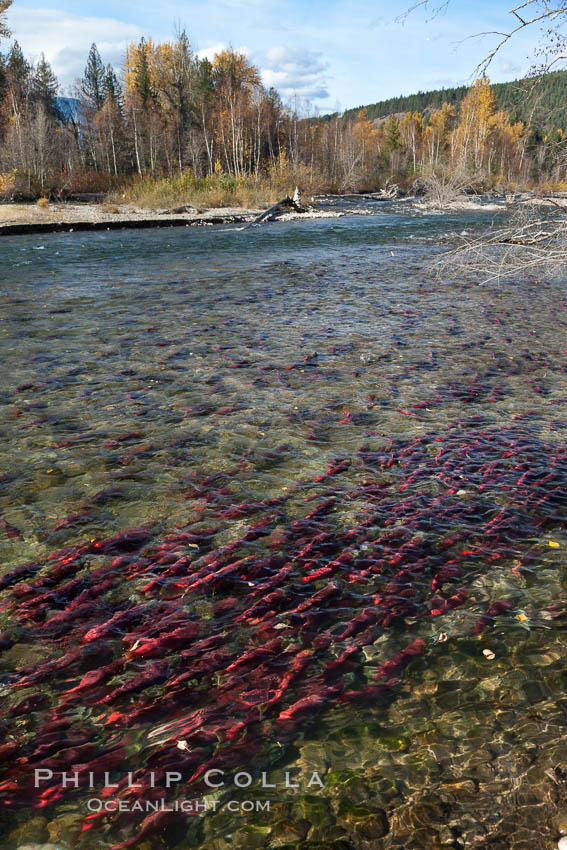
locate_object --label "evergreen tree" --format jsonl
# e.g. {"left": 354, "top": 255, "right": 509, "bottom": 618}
{"left": 81, "top": 43, "right": 105, "bottom": 109}
{"left": 7, "top": 40, "right": 29, "bottom": 80}
{"left": 103, "top": 63, "right": 122, "bottom": 106}
{"left": 32, "top": 53, "right": 58, "bottom": 116}
{"left": 196, "top": 57, "right": 214, "bottom": 101}
{"left": 133, "top": 38, "right": 155, "bottom": 105}
{"left": 383, "top": 115, "right": 403, "bottom": 155}
{"left": 159, "top": 29, "right": 197, "bottom": 137}
{"left": 266, "top": 86, "right": 282, "bottom": 110}
{"left": 6, "top": 40, "right": 31, "bottom": 105}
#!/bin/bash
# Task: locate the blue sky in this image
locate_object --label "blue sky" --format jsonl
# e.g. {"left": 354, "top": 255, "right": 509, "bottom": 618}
{"left": 4, "top": 0, "right": 543, "bottom": 110}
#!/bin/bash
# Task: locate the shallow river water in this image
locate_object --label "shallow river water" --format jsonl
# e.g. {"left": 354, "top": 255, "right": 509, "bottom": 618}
{"left": 1, "top": 203, "right": 567, "bottom": 850}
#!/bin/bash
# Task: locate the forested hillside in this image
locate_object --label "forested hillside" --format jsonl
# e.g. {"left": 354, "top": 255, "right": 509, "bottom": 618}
{"left": 340, "top": 71, "right": 567, "bottom": 134}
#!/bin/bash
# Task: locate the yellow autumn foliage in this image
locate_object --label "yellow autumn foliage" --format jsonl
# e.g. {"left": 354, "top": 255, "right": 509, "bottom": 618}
{"left": 452, "top": 77, "right": 497, "bottom": 169}
{"left": 0, "top": 171, "right": 15, "bottom": 198}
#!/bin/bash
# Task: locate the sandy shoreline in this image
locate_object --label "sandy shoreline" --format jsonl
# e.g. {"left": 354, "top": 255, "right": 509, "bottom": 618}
{"left": 0, "top": 202, "right": 348, "bottom": 236}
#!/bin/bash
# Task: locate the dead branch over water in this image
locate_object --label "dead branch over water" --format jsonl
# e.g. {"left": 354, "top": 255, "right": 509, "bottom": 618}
{"left": 432, "top": 201, "right": 567, "bottom": 284}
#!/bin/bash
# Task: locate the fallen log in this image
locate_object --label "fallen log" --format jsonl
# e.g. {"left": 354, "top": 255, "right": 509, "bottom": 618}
{"left": 241, "top": 193, "right": 308, "bottom": 231}
{"left": 162, "top": 204, "right": 197, "bottom": 215}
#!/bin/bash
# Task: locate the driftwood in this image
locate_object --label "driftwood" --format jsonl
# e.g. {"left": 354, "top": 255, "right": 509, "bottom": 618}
{"left": 498, "top": 229, "right": 551, "bottom": 246}
{"left": 376, "top": 183, "right": 399, "bottom": 199}
{"left": 162, "top": 204, "right": 197, "bottom": 215}
{"left": 241, "top": 193, "right": 308, "bottom": 231}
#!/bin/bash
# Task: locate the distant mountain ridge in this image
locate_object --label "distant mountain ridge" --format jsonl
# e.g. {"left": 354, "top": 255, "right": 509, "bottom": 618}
{"left": 336, "top": 70, "right": 567, "bottom": 133}
{"left": 55, "top": 96, "right": 80, "bottom": 120}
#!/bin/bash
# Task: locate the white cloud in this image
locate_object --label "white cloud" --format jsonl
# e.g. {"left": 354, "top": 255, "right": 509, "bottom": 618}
{"left": 260, "top": 45, "right": 329, "bottom": 101}
{"left": 7, "top": 8, "right": 143, "bottom": 90}
{"left": 196, "top": 43, "right": 251, "bottom": 62}
{"left": 196, "top": 42, "right": 227, "bottom": 62}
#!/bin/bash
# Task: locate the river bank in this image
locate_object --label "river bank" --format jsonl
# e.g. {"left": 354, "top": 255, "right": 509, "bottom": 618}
{"left": 0, "top": 200, "right": 352, "bottom": 236}
{"left": 0, "top": 193, "right": 524, "bottom": 236}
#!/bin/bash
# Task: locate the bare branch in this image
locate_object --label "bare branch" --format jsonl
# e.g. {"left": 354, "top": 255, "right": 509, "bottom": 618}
{"left": 395, "top": 0, "right": 450, "bottom": 25}
{"left": 513, "top": 10, "right": 528, "bottom": 24}
{"left": 400, "top": 0, "right": 567, "bottom": 73}
{"left": 431, "top": 202, "right": 567, "bottom": 284}
{"left": 413, "top": 165, "right": 473, "bottom": 208}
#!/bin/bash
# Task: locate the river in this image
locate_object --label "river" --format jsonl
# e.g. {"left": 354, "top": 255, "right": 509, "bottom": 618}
{"left": 0, "top": 202, "right": 566, "bottom": 849}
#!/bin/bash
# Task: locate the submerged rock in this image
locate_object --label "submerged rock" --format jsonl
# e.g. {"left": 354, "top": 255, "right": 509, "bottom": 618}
{"left": 269, "top": 818, "right": 310, "bottom": 846}
{"left": 337, "top": 801, "right": 389, "bottom": 840}
{"left": 46, "top": 811, "right": 83, "bottom": 845}
{"left": 554, "top": 811, "right": 567, "bottom": 834}
{"left": 8, "top": 817, "right": 48, "bottom": 846}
